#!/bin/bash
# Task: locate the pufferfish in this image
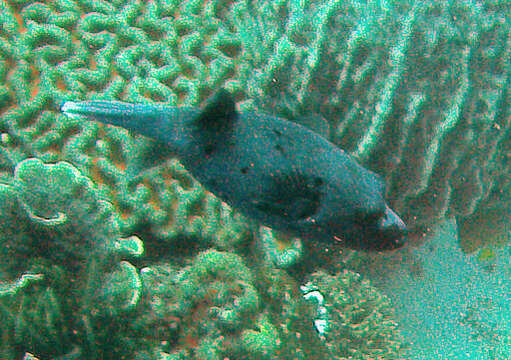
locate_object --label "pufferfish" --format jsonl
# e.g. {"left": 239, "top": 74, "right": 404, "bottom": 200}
{"left": 61, "top": 89, "right": 407, "bottom": 251}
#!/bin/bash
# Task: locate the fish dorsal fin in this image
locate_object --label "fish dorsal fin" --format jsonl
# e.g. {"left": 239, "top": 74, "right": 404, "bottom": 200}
{"left": 195, "top": 88, "right": 237, "bottom": 132}
{"left": 194, "top": 89, "right": 237, "bottom": 152}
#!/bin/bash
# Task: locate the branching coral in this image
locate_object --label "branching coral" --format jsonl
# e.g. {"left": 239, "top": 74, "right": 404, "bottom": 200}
{"left": 138, "top": 250, "right": 267, "bottom": 359}
{"left": 138, "top": 250, "right": 329, "bottom": 360}
{"left": 137, "top": 251, "right": 404, "bottom": 360}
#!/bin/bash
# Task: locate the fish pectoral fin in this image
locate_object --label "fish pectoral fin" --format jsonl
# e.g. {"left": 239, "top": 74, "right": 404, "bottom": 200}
{"left": 252, "top": 170, "right": 322, "bottom": 221}
{"left": 252, "top": 196, "right": 319, "bottom": 220}
{"left": 252, "top": 199, "right": 287, "bottom": 217}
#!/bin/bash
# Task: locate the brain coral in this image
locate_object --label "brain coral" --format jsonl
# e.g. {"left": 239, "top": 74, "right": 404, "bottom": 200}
{"left": 0, "top": 0, "right": 256, "bottom": 251}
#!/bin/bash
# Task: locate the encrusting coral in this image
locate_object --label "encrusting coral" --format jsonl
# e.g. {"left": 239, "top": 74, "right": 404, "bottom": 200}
{"left": 0, "top": 158, "right": 144, "bottom": 358}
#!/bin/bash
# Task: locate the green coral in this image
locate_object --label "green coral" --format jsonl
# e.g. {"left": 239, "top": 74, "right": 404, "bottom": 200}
{"left": 304, "top": 270, "right": 405, "bottom": 359}
{"left": 138, "top": 251, "right": 403, "bottom": 359}
{"left": 138, "top": 250, "right": 329, "bottom": 360}
{"left": 138, "top": 249, "right": 265, "bottom": 359}
{"left": 0, "top": 158, "right": 144, "bottom": 358}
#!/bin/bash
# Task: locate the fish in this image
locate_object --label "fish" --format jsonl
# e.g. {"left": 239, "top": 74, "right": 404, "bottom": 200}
{"left": 61, "top": 89, "right": 407, "bottom": 251}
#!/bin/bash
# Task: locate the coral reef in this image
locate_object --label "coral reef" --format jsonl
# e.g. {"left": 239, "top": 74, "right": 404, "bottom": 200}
{"left": 1, "top": 0, "right": 510, "bottom": 254}
{"left": 0, "top": 158, "right": 144, "bottom": 358}
{"left": 138, "top": 251, "right": 329, "bottom": 359}
{"left": 2, "top": 0, "right": 509, "bottom": 357}
{"left": 0, "top": 0, "right": 254, "bottom": 251}
{"left": 304, "top": 270, "right": 404, "bottom": 359}
{"left": 0, "top": 157, "right": 401, "bottom": 358}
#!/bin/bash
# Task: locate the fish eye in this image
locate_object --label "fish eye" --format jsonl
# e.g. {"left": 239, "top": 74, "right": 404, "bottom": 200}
{"left": 314, "top": 177, "right": 323, "bottom": 187}
{"left": 204, "top": 144, "right": 214, "bottom": 155}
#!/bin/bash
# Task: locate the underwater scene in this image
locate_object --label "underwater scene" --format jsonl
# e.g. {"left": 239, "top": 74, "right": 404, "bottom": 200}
{"left": 0, "top": 0, "right": 510, "bottom": 359}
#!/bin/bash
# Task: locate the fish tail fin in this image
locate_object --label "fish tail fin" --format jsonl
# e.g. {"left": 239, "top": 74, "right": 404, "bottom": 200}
{"left": 61, "top": 100, "right": 167, "bottom": 138}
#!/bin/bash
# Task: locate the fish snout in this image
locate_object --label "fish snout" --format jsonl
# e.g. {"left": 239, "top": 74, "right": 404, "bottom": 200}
{"left": 375, "top": 204, "right": 407, "bottom": 250}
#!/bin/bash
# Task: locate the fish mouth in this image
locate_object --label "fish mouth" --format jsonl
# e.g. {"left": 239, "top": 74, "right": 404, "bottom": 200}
{"left": 378, "top": 204, "right": 406, "bottom": 230}
{"left": 374, "top": 204, "right": 408, "bottom": 250}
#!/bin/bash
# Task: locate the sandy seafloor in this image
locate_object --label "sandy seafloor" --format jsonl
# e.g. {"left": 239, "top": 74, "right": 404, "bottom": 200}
{"left": 366, "top": 218, "right": 511, "bottom": 359}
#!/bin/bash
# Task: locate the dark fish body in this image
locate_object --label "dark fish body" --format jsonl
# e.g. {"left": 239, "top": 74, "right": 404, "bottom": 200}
{"left": 62, "top": 90, "right": 406, "bottom": 251}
